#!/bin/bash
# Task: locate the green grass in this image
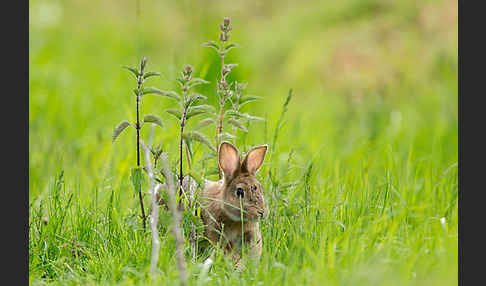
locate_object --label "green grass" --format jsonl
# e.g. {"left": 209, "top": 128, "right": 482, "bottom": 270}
{"left": 29, "top": 0, "right": 457, "bottom": 285}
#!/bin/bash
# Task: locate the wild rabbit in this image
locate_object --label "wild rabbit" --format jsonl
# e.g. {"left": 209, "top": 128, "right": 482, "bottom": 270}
{"left": 200, "top": 141, "right": 268, "bottom": 270}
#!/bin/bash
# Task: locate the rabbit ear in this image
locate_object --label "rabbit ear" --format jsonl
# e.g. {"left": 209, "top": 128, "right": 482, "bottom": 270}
{"left": 241, "top": 144, "right": 268, "bottom": 175}
{"left": 218, "top": 141, "right": 240, "bottom": 181}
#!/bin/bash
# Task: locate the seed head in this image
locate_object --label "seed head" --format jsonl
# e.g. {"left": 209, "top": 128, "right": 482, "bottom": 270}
{"left": 223, "top": 17, "right": 231, "bottom": 27}
{"left": 182, "top": 64, "right": 193, "bottom": 81}
{"left": 140, "top": 57, "right": 148, "bottom": 72}
{"left": 219, "top": 17, "right": 232, "bottom": 42}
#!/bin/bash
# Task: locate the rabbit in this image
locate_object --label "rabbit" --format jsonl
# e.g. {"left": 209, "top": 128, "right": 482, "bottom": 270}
{"left": 199, "top": 141, "right": 268, "bottom": 270}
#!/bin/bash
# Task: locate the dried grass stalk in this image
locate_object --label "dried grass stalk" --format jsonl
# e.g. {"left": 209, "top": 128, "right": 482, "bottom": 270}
{"left": 141, "top": 141, "right": 160, "bottom": 276}
{"left": 160, "top": 152, "right": 188, "bottom": 286}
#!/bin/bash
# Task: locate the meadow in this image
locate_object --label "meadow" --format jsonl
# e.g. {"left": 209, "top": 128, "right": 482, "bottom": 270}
{"left": 29, "top": 0, "right": 458, "bottom": 285}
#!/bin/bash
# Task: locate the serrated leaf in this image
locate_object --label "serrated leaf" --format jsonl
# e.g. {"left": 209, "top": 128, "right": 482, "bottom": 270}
{"left": 130, "top": 167, "right": 144, "bottom": 194}
{"left": 224, "top": 110, "right": 264, "bottom": 121}
{"left": 185, "top": 93, "right": 208, "bottom": 108}
{"left": 189, "top": 104, "right": 214, "bottom": 112}
{"left": 143, "top": 114, "right": 163, "bottom": 127}
{"left": 112, "top": 120, "right": 131, "bottom": 143}
{"left": 202, "top": 41, "right": 220, "bottom": 52}
{"left": 186, "top": 110, "right": 209, "bottom": 120}
{"left": 218, "top": 132, "right": 236, "bottom": 141}
{"left": 235, "top": 82, "right": 248, "bottom": 91}
{"left": 143, "top": 87, "right": 180, "bottom": 102}
{"left": 226, "top": 119, "right": 248, "bottom": 132}
{"left": 188, "top": 78, "right": 210, "bottom": 89}
{"left": 186, "top": 131, "right": 216, "bottom": 152}
{"left": 166, "top": 109, "right": 182, "bottom": 121}
{"left": 186, "top": 105, "right": 214, "bottom": 119}
{"left": 122, "top": 66, "right": 139, "bottom": 78}
{"left": 143, "top": 71, "right": 161, "bottom": 79}
{"left": 224, "top": 43, "right": 239, "bottom": 54}
{"left": 239, "top": 95, "right": 262, "bottom": 106}
{"left": 226, "top": 63, "right": 238, "bottom": 70}
{"left": 194, "top": 118, "right": 216, "bottom": 130}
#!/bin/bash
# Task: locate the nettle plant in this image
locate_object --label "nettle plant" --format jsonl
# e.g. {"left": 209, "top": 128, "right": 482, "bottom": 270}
{"left": 112, "top": 17, "right": 265, "bottom": 262}
{"left": 163, "top": 64, "right": 214, "bottom": 196}
{"left": 202, "top": 17, "right": 263, "bottom": 178}
{"left": 112, "top": 57, "right": 166, "bottom": 230}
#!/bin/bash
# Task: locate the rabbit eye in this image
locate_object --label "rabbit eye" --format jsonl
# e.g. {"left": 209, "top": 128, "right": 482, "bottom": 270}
{"left": 236, "top": 187, "right": 244, "bottom": 198}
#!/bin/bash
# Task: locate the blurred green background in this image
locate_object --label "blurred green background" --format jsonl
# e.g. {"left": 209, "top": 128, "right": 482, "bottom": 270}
{"left": 29, "top": 0, "right": 457, "bottom": 285}
{"left": 29, "top": 0, "right": 457, "bottom": 196}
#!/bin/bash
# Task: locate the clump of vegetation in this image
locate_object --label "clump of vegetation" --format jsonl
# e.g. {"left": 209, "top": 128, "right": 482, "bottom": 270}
{"left": 161, "top": 64, "right": 213, "bottom": 198}
{"left": 154, "top": 64, "right": 213, "bottom": 262}
{"left": 29, "top": 0, "right": 459, "bottom": 284}
{"left": 112, "top": 57, "right": 164, "bottom": 230}
{"left": 202, "top": 17, "right": 264, "bottom": 178}
{"left": 113, "top": 17, "right": 268, "bottom": 270}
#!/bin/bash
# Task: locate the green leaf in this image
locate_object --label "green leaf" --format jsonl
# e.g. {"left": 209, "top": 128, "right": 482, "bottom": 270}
{"left": 194, "top": 118, "right": 216, "bottom": 130}
{"left": 186, "top": 131, "right": 216, "bottom": 152}
{"left": 224, "top": 110, "right": 264, "bottom": 121}
{"left": 226, "top": 119, "right": 248, "bottom": 132}
{"left": 239, "top": 95, "right": 262, "bottom": 106}
{"left": 235, "top": 82, "right": 248, "bottom": 92}
{"left": 186, "top": 172, "right": 204, "bottom": 190}
{"left": 130, "top": 167, "right": 144, "bottom": 194}
{"left": 225, "top": 63, "right": 238, "bottom": 71}
{"left": 183, "top": 137, "right": 194, "bottom": 162}
{"left": 218, "top": 132, "right": 236, "bottom": 141}
{"left": 143, "top": 71, "right": 161, "bottom": 79}
{"left": 200, "top": 153, "right": 217, "bottom": 162}
{"left": 143, "top": 114, "right": 163, "bottom": 127}
{"left": 112, "top": 120, "right": 131, "bottom": 143}
{"left": 224, "top": 43, "right": 239, "bottom": 53}
{"left": 188, "top": 78, "right": 210, "bottom": 89}
{"left": 122, "top": 66, "right": 139, "bottom": 78}
{"left": 189, "top": 104, "right": 214, "bottom": 112}
{"left": 186, "top": 105, "right": 214, "bottom": 119}
{"left": 185, "top": 93, "right": 208, "bottom": 108}
{"left": 176, "top": 78, "right": 185, "bottom": 87}
{"left": 202, "top": 41, "right": 220, "bottom": 52}
{"left": 166, "top": 109, "right": 182, "bottom": 121}
{"left": 186, "top": 110, "right": 209, "bottom": 120}
{"left": 143, "top": 87, "right": 180, "bottom": 102}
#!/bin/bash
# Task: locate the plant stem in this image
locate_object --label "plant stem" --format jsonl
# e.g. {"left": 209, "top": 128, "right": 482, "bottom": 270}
{"left": 160, "top": 153, "right": 188, "bottom": 286}
{"left": 179, "top": 90, "right": 188, "bottom": 200}
{"left": 179, "top": 120, "right": 185, "bottom": 199}
{"left": 141, "top": 142, "right": 160, "bottom": 277}
{"left": 216, "top": 41, "right": 226, "bottom": 179}
{"left": 136, "top": 75, "right": 147, "bottom": 230}
{"left": 136, "top": 95, "right": 141, "bottom": 167}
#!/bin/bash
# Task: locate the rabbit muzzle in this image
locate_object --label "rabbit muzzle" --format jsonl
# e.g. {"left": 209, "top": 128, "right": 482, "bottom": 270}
{"left": 258, "top": 209, "right": 267, "bottom": 220}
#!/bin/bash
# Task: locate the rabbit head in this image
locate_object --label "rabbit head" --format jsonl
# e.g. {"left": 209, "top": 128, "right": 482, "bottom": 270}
{"left": 218, "top": 141, "right": 268, "bottom": 222}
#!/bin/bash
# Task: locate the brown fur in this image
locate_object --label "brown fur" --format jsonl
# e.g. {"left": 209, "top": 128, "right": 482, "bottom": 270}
{"left": 199, "top": 142, "right": 268, "bottom": 269}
